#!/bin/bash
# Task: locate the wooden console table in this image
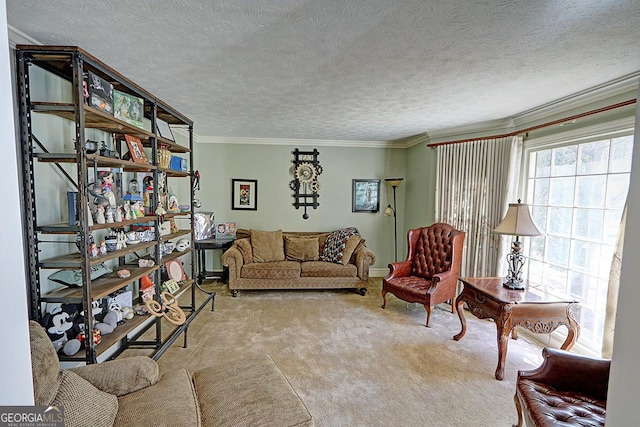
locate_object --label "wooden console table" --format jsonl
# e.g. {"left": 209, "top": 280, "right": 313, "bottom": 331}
{"left": 453, "top": 277, "right": 580, "bottom": 380}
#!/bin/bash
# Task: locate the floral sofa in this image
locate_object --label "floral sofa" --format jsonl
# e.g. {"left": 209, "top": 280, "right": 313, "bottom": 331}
{"left": 221, "top": 228, "right": 375, "bottom": 296}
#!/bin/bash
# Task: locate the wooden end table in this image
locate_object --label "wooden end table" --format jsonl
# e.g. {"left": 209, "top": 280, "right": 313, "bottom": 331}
{"left": 453, "top": 277, "right": 580, "bottom": 380}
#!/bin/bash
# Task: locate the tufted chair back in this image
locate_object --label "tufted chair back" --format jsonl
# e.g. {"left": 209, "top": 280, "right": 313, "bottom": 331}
{"left": 410, "top": 224, "right": 458, "bottom": 279}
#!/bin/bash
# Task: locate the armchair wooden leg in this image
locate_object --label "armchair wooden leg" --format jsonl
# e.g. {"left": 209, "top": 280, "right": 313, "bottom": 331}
{"left": 381, "top": 290, "right": 387, "bottom": 309}
{"left": 513, "top": 392, "right": 524, "bottom": 427}
{"left": 424, "top": 305, "right": 432, "bottom": 327}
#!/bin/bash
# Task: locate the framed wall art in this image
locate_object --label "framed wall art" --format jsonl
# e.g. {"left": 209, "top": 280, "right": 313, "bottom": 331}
{"left": 232, "top": 179, "right": 258, "bottom": 210}
{"left": 352, "top": 179, "right": 380, "bottom": 213}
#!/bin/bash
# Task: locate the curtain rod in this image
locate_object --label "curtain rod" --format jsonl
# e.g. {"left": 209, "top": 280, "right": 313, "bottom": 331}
{"left": 426, "top": 98, "right": 637, "bottom": 148}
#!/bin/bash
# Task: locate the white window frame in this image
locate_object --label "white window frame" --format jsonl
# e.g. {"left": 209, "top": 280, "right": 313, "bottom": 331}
{"left": 519, "top": 116, "right": 635, "bottom": 357}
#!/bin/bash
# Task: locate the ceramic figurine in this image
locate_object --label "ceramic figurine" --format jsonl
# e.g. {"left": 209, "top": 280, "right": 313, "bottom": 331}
{"left": 99, "top": 170, "right": 117, "bottom": 208}
{"left": 95, "top": 205, "right": 106, "bottom": 224}
{"left": 124, "top": 201, "right": 132, "bottom": 220}
{"left": 114, "top": 205, "right": 123, "bottom": 222}
{"left": 105, "top": 207, "right": 114, "bottom": 223}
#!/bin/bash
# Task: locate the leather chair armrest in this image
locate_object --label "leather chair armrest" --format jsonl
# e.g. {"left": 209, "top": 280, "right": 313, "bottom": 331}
{"left": 385, "top": 260, "right": 412, "bottom": 280}
{"left": 518, "top": 347, "right": 610, "bottom": 402}
{"left": 70, "top": 356, "right": 160, "bottom": 397}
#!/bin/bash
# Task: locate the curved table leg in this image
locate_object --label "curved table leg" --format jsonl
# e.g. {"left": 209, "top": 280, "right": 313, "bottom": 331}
{"left": 495, "top": 309, "right": 512, "bottom": 381}
{"left": 453, "top": 297, "right": 467, "bottom": 341}
{"left": 560, "top": 303, "right": 581, "bottom": 350}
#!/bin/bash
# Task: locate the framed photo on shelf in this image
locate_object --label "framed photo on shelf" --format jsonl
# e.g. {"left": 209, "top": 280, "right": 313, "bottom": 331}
{"left": 352, "top": 179, "right": 380, "bottom": 213}
{"left": 215, "top": 222, "right": 238, "bottom": 239}
{"left": 124, "top": 134, "right": 148, "bottom": 164}
{"left": 156, "top": 118, "right": 175, "bottom": 141}
{"left": 232, "top": 179, "right": 257, "bottom": 210}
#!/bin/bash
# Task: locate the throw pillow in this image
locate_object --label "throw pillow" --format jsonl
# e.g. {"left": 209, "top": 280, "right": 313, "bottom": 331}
{"left": 284, "top": 236, "right": 319, "bottom": 262}
{"left": 48, "top": 263, "right": 113, "bottom": 287}
{"left": 340, "top": 235, "right": 362, "bottom": 265}
{"left": 235, "top": 238, "right": 253, "bottom": 264}
{"left": 320, "top": 227, "right": 360, "bottom": 264}
{"left": 52, "top": 370, "right": 118, "bottom": 427}
{"left": 349, "top": 238, "right": 366, "bottom": 264}
{"left": 250, "top": 229, "right": 285, "bottom": 263}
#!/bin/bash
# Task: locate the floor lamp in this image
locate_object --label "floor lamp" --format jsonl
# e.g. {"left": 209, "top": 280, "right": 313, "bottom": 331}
{"left": 384, "top": 178, "right": 404, "bottom": 262}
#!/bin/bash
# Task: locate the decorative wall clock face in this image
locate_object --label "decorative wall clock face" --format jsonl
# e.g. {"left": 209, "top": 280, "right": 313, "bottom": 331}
{"left": 290, "top": 148, "right": 322, "bottom": 219}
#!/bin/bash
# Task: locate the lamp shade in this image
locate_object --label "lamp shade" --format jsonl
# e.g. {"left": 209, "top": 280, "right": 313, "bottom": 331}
{"left": 384, "top": 177, "right": 404, "bottom": 187}
{"left": 494, "top": 202, "right": 542, "bottom": 236}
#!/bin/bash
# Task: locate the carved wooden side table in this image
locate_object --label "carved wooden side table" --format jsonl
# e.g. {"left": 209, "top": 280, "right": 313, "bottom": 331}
{"left": 453, "top": 276, "right": 580, "bottom": 380}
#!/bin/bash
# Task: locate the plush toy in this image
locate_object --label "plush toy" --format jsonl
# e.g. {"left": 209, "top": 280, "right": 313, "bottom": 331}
{"left": 40, "top": 304, "right": 83, "bottom": 356}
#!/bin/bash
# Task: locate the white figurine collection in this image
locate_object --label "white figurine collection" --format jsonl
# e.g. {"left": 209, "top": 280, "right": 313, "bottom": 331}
{"left": 86, "top": 172, "right": 182, "bottom": 258}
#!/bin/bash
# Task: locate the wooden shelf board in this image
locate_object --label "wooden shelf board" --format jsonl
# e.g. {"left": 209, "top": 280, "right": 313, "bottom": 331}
{"left": 40, "top": 240, "right": 157, "bottom": 268}
{"left": 162, "top": 229, "right": 191, "bottom": 241}
{"left": 41, "top": 265, "right": 159, "bottom": 302}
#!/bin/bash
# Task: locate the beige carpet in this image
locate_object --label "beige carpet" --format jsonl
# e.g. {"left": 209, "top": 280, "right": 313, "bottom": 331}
{"left": 129, "top": 279, "right": 546, "bottom": 426}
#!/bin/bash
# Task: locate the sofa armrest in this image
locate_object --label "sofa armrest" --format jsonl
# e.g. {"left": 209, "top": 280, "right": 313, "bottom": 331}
{"left": 354, "top": 246, "right": 375, "bottom": 280}
{"left": 70, "top": 356, "right": 160, "bottom": 397}
{"left": 518, "top": 347, "right": 610, "bottom": 402}
{"left": 221, "top": 245, "right": 244, "bottom": 282}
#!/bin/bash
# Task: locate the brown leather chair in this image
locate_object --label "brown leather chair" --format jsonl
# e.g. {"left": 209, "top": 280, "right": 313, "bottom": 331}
{"left": 514, "top": 347, "right": 609, "bottom": 427}
{"left": 381, "top": 223, "right": 465, "bottom": 327}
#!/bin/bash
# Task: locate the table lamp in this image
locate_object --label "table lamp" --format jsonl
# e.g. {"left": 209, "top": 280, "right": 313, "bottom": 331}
{"left": 493, "top": 199, "right": 542, "bottom": 290}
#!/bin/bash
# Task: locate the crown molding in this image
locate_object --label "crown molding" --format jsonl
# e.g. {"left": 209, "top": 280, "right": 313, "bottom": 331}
{"left": 512, "top": 71, "right": 640, "bottom": 127}
{"left": 7, "top": 25, "right": 41, "bottom": 48}
{"left": 194, "top": 135, "right": 399, "bottom": 148}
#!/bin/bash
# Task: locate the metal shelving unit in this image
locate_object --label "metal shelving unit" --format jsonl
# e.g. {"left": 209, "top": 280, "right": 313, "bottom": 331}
{"left": 16, "top": 45, "right": 212, "bottom": 364}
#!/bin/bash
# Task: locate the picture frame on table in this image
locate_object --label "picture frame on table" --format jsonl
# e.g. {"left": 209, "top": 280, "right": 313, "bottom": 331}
{"left": 124, "top": 134, "right": 148, "bottom": 164}
{"left": 352, "top": 179, "right": 380, "bottom": 213}
{"left": 231, "top": 179, "right": 258, "bottom": 210}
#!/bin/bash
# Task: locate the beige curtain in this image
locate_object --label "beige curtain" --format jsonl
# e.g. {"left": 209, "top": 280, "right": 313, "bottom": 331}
{"left": 435, "top": 136, "right": 522, "bottom": 277}
{"left": 602, "top": 204, "right": 627, "bottom": 358}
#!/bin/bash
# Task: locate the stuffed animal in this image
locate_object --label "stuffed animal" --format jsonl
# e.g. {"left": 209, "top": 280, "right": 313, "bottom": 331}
{"left": 40, "top": 304, "right": 83, "bottom": 356}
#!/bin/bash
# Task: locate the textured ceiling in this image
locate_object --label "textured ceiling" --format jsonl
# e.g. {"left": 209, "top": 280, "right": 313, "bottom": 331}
{"left": 7, "top": 0, "right": 640, "bottom": 142}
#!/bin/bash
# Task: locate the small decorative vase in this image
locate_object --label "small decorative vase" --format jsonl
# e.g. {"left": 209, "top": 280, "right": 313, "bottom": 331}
{"left": 158, "top": 145, "right": 171, "bottom": 169}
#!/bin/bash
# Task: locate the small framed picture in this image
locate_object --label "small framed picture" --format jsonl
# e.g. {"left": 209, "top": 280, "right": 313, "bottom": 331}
{"left": 156, "top": 118, "right": 175, "bottom": 141}
{"left": 232, "top": 179, "right": 258, "bottom": 210}
{"left": 124, "top": 134, "right": 148, "bottom": 164}
{"left": 352, "top": 179, "right": 380, "bottom": 213}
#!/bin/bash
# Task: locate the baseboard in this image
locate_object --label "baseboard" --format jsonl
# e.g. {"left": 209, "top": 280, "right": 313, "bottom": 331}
{"left": 369, "top": 268, "right": 388, "bottom": 278}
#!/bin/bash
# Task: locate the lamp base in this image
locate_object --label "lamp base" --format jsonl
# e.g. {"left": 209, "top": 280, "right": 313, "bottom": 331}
{"left": 502, "top": 278, "right": 525, "bottom": 290}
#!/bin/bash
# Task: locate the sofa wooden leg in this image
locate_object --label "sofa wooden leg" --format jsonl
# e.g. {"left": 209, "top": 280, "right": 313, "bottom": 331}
{"left": 358, "top": 288, "right": 367, "bottom": 296}
{"left": 231, "top": 290, "right": 238, "bottom": 297}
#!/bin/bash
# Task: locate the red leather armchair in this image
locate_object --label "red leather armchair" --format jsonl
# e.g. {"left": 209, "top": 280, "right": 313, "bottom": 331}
{"left": 515, "top": 347, "right": 609, "bottom": 427}
{"left": 381, "top": 223, "right": 465, "bottom": 327}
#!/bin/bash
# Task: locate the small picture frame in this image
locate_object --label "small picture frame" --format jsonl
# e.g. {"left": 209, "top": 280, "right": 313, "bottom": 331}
{"left": 232, "top": 179, "right": 257, "bottom": 210}
{"left": 124, "top": 134, "right": 148, "bottom": 164}
{"left": 215, "top": 222, "right": 238, "bottom": 239}
{"left": 156, "top": 118, "right": 175, "bottom": 141}
{"left": 352, "top": 179, "right": 380, "bottom": 213}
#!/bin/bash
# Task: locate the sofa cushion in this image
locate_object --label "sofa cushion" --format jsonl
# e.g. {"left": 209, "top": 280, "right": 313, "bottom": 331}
{"left": 241, "top": 261, "right": 301, "bottom": 279}
{"left": 193, "top": 354, "right": 313, "bottom": 427}
{"left": 251, "top": 229, "right": 285, "bottom": 263}
{"left": 349, "top": 238, "right": 366, "bottom": 263}
{"left": 235, "top": 238, "right": 253, "bottom": 264}
{"left": 284, "top": 236, "right": 319, "bottom": 262}
{"left": 341, "top": 235, "right": 362, "bottom": 265}
{"left": 52, "top": 370, "right": 118, "bottom": 427}
{"left": 301, "top": 261, "right": 357, "bottom": 278}
{"left": 114, "top": 369, "right": 200, "bottom": 427}
{"left": 319, "top": 227, "right": 360, "bottom": 264}
{"left": 29, "top": 321, "right": 61, "bottom": 406}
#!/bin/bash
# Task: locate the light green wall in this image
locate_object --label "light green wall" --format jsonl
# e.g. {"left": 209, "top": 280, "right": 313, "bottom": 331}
{"left": 404, "top": 142, "right": 437, "bottom": 232}
{"left": 193, "top": 142, "right": 406, "bottom": 271}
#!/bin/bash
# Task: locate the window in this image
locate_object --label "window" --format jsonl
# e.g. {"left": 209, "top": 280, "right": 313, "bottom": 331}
{"left": 524, "top": 134, "right": 633, "bottom": 352}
